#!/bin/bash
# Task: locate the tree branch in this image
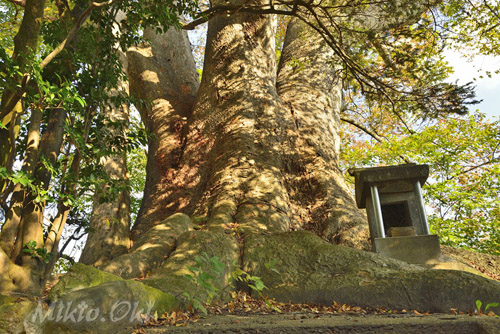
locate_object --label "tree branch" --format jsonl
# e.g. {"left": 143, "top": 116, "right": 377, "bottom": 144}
{"left": 449, "top": 156, "right": 500, "bottom": 180}
{"left": 340, "top": 115, "right": 382, "bottom": 143}
{"left": 182, "top": 4, "right": 297, "bottom": 30}
{"left": 40, "top": 0, "right": 117, "bottom": 69}
{"left": 0, "top": 197, "right": 8, "bottom": 216}
{"left": 58, "top": 227, "right": 85, "bottom": 257}
{"left": 341, "top": 115, "right": 411, "bottom": 163}
{"left": 0, "top": 0, "right": 118, "bottom": 125}
{"left": 5, "top": 0, "right": 25, "bottom": 7}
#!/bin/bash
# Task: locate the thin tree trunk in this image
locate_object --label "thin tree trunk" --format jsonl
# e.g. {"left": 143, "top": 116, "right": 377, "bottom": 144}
{"left": 44, "top": 101, "right": 98, "bottom": 274}
{"left": 3, "top": 107, "right": 67, "bottom": 294}
{"left": 11, "top": 107, "right": 67, "bottom": 259}
{"left": 0, "top": 102, "right": 22, "bottom": 195}
{"left": 0, "top": 0, "right": 46, "bottom": 193}
{"left": 80, "top": 51, "right": 131, "bottom": 266}
{"left": 44, "top": 150, "right": 82, "bottom": 277}
{"left": 0, "top": 108, "right": 43, "bottom": 255}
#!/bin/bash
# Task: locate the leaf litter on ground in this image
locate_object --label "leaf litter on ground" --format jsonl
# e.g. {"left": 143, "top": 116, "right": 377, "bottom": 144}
{"left": 132, "top": 290, "right": 498, "bottom": 333}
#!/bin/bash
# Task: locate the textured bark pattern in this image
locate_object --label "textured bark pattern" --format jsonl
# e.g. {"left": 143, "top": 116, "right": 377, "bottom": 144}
{"left": 101, "top": 213, "right": 192, "bottom": 279}
{"left": 184, "top": 2, "right": 291, "bottom": 233}
{"left": 277, "top": 18, "right": 369, "bottom": 248}
{"left": 127, "top": 28, "right": 199, "bottom": 239}
{"left": 129, "top": 1, "right": 368, "bottom": 247}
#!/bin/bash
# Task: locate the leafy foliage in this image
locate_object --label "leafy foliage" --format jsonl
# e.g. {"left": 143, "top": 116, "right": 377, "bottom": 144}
{"left": 182, "top": 252, "right": 226, "bottom": 315}
{"left": 342, "top": 14, "right": 479, "bottom": 130}
{"left": 182, "top": 252, "right": 271, "bottom": 315}
{"left": 439, "top": 0, "right": 500, "bottom": 57}
{"left": 476, "top": 299, "right": 499, "bottom": 315}
{"left": 128, "top": 146, "right": 147, "bottom": 222}
{"left": 23, "top": 240, "right": 52, "bottom": 263}
{"left": 0, "top": 2, "right": 21, "bottom": 55}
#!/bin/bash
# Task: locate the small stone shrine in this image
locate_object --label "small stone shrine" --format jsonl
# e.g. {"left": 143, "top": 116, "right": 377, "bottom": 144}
{"left": 349, "top": 163, "right": 441, "bottom": 264}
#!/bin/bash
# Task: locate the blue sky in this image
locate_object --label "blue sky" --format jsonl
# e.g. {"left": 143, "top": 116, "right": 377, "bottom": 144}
{"left": 445, "top": 50, "right": 500, "bottom": 119}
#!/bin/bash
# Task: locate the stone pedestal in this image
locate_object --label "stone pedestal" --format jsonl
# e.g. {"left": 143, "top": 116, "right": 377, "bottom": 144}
{"left": 374, "top": 235, "right": 441, "bottom": 264}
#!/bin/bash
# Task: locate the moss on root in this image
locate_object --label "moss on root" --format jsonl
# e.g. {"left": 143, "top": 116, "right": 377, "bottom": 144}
{"left": 0, "top": 295, "right": 37, "bottom": 334}
{"left": 49, "top": 263, "right": 123, "bottom": 300}
{"left": 242, "top": 231, "right": 500, "bottom": 313}
{"left": 29, "top": 280, "right": 178, "bottom": 334}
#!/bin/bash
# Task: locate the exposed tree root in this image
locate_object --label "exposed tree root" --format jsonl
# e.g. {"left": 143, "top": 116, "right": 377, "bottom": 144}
{"left": 4, "top": 214, "right": 497, "bottom": 333}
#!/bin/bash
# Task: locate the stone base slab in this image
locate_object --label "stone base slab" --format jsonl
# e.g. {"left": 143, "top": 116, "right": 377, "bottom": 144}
{"left": 374, "top": 235, "right": 441, "bottom": 264}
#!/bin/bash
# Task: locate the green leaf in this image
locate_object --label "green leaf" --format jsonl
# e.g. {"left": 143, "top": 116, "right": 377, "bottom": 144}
{"left": 183, "top": 274, "right": 195, "bottom": 282}
{"left": 476, "top": 299, "right": 483, "bottom": 312}
{"left": 25, "top": 240, "right": 37, "bottom": 249}
{"left": 192, "top": 299, "right": 207, "bottom": 315}
{"left": 199, "top": 272, "right": 214, "bottom": 282}
{"left": 485, "top": 302, "right": 499, "bottom": 312}
{"left": 253, "top": 279, "right": 265, "bottom": 291}
{"left": 74, "top": 96, "right": 86, "bottom": 107}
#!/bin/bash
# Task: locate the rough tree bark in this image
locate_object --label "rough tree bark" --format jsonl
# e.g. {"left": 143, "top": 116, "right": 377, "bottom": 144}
{"left": 276, "top": 17, "right": 368, "bottom": 246}
{"left": 129, "top": 1, "right": 368, "bottom": 248}
{"left": 127, "top": 27, "right": 200, "bottom": 240}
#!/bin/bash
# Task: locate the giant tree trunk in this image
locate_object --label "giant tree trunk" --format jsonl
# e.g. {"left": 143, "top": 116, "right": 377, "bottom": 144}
{"left": 276, "top": 18, "right": 368, "bottom": 247}
{"left": 130, "top": 1, "right": 368, "bottom": 248}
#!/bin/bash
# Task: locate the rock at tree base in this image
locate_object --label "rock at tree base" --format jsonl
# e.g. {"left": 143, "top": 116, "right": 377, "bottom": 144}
{"left": 0, "top": 295, "right": 37, "bottom": 334}
{"left": 27, "top": 280, "right": 178, "bottom": 334}
{"left": 48, "top": 263, "right": 123, "bottom": 300}
{"left": 441, "top": 245, "right": 500, "bottom": 280}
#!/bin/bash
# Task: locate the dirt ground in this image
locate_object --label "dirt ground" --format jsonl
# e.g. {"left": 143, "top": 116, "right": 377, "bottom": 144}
{"left": 137, "top": 312, "right": 500, "bottom": 334}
